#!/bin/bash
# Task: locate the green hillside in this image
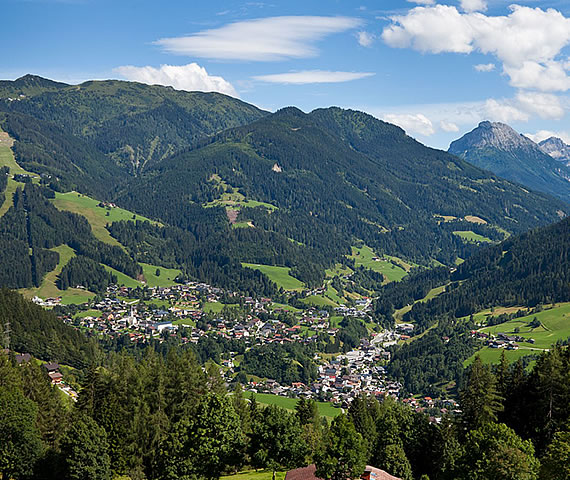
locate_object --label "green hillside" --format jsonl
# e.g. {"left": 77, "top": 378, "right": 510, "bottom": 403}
{"left": 0, "top": 75, "right": 267, "bottom": 176}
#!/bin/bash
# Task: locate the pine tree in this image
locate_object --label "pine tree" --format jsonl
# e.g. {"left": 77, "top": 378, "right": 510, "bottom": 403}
{"left": 460, "top": 356, "right": 504, "bottom": 430}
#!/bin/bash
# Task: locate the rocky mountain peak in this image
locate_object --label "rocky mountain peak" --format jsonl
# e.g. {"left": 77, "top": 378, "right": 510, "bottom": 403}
{"left": 539, "top": 137, "right": 570, "bottom": 165}
{"left": 450, "top": 121, "right": 537, "bottom": 154}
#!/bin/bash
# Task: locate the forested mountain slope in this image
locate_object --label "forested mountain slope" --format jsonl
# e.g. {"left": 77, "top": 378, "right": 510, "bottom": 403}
{"left": 117, "top": 107, "right": 567, "bottom": 268}
{"left": 0, "top": 75, "right": 267, "bottom": 175}
{"left": 376, "top": 214, "right": 570, "bottom": 333}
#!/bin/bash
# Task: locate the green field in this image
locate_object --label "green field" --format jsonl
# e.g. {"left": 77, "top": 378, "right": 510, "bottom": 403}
{"left": 0, "top": 133, "right": 28, "bottom": 175}
{"left": 324, "top": 284, "right": 345, "bottom": 304}
{"left": 453, "top": 230, "right": 494, "bottom": 243}
{"left": 270, "top": 302, "right": 302, "bottom": 313}
{"left": 205, "top": 175, "right": 278, "bottom": 212}
{"left": 466, "top": 303, "right": 570, "bottom": 364}
{"left": 325, "top": 263, "right": 353, "bottom": 278}
{"left": 203, "top": 302, "right": 226, "bottom": 313}
{"left": 20, "top": 244, "right": 96, "bottom": 304}
{"left": 300, "top": 295, "right": 337, "bottom": 307}
{"left": 103, "top": 265, "right": 141, "bottom": 288}
{"left": 74, "top": 309, "right": 102, "bottom": 319}
{"left": 140, "top": 263, "right": 181, "bottom": 287}
{"left": 0, "top": 132, "right": 34, "bottom": 217}
{"left": 252, "top": 393, "right": 341, "bottom": 418}
{"left": 53, "top": 191, "right": 156, "bottom": 247}
{"left": 221, "top": 470, "right": 286, "bottom": 480}
{"left": 348, "top": 245, "right": 407, "bottom": 283}
{"left": 242, "top": 263, "right": 304, "bottom": 291}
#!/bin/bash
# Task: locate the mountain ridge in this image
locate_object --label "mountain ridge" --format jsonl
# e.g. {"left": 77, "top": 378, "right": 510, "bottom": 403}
{"left": 449, "top": 121, "right": 570, "bottom": 203}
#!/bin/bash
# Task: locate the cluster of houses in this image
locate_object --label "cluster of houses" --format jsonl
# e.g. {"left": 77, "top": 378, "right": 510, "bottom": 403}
{"left": 471, "top": 330, "right": 535, "bottom": 350}
{"left": 12, "top": 354, "right": 78, "bottom": 401}
{"left": 41, "top": 278, "right": 464, "bottom": 418}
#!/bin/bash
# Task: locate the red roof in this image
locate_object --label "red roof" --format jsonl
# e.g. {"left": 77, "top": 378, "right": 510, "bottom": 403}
{"left": 285, "top": 464, "right": 323, "bottom": 480}
{"left": 285, "top": 465, "right": 401, "bottom": 480}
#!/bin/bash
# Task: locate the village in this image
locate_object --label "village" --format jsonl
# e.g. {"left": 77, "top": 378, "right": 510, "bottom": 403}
{"left": 29, "top": 280, "right": 461, "bottom": 419}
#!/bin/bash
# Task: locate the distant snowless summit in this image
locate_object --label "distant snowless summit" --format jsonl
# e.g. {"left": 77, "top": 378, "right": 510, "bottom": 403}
{"left": 539, "top": 136, "right": 570, "bottom": 166}
{"left": 449, "top": 121, "right": 570, "bottom": 204}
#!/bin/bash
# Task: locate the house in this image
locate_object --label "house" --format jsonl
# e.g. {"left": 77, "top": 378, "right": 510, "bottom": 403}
{"left": 48, "top": 371, "right": 64, "bottom": 385}
{"left": 42, "top": 362, "right": 60, "bottom": 373}
{"left": 15, "top": 353, "right": 32, "bottom": 364}
{"left": 285, "top": 464, "right": 401, "bottom": 480}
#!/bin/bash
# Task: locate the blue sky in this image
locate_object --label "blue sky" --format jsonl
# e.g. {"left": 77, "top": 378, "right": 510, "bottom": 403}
{"left": 2, "top": 0, "right": 570, "bottom": 149}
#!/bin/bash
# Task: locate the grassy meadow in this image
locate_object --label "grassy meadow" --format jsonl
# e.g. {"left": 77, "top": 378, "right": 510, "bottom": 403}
{"left": 252, "top": 393, "right": 341, "bottom": 418}
{"left": 53, "top": 191, "right": 156, "bottom": 247}
{"left": 349, "top": 245, "right": 408, "bottom": 283}
{"left": 466, "top": 302, "right": 570, "bottom": 365}
{"left": 242, "top": 263, "right": 304, "bottom": 291}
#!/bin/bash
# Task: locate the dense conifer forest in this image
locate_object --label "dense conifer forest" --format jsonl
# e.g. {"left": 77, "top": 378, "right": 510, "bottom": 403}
{"left": 0, "top": 289, "right": 568, "bottom": 480}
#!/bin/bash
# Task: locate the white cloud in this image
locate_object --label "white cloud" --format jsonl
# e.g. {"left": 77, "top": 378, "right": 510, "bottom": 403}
{"left": 440, "top": 120, "right": 460, "bottom": 132}
{"left": 383, "top": 113, "right": 435, "bottom": 136}
{"left": 382, "top": 4, "right": 570, "bottom": 92}
{"left": 525, "top": 130, "right": 570, "bottom": 144}
{"left": 407, "top": 0, "right": 435, "bottom": 4}
{"left": 484, "top": 98, "right": 529, "bottom": 123}
{"left": 474, "top": 63, "right": 495, "bottom": 72}
{"left": 357, "top": 31, "right": 375, "bottom": 47}
{"left": 253, "top": 70, "right": 375, "bottom": 84}
{"left": 460, "top": 0, "right": 487, "bottom": 13}
{"left": 515, "top": 91, "right": 565, "bottom": 120}
{"left": 114, "top": 63, "right": 238, "bottom": 97}
{"left": 156, "top": 16, "right": 361, "bottom": 61}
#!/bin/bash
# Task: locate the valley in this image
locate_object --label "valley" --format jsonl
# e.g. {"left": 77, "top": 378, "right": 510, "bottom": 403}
{"left": 0, "top": 76, "right": 568, "bottom": 480}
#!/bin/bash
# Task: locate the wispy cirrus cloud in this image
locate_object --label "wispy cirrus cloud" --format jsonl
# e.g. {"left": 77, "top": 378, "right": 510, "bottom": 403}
{"left": 253, "top": 70, "right": 374, "bottom": 85}
{"left": 114, "top": 63, "right": 238, "bottom": 97}
{"left": 155, "top": 16, "right": 362, "bottom": 61}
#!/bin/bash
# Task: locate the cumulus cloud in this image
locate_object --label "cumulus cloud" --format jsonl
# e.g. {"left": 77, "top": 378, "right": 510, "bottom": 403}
{"left": 383, "top": 113, "right": 435, "bottom": 136}
{"left": 357, "top": 31, "right": 375, "bottom": 47}
{"left": 474, "top": 63, "right": 495, "bottom": 72}
{"left": 440, "top": 120, "right": 460, "bottom": 132}
{"left": 460, "top": 0, "right": 487, "bottom": 13}
{"left": 155, "top": 16, "right": 361, "bottom": 61}
{"left": 114, "top": 63, "right": 238, "bottom": 97}
{"left": 253, "top": 70, "right": 374, "bottom": 84}
{"left": 515, "top": 91, "right": 565, "bottom": 120}
{"left": 525, "top": 129, "right": 570, "bottom": 144}
{"left": 382, "top": 4, "right": 570, "bottom": 92}
{"left": 484, "top": 98, "right": 529, "bottom": 123}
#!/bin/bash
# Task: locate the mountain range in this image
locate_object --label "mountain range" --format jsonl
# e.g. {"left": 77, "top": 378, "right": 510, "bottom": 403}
{"left": 449, "top": 121, "right": 570, "bottom": 203}
{"left": 0, "top": 76, "right": 568, "bottom": 294}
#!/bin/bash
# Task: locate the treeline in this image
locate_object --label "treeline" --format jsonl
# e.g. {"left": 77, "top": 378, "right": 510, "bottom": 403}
{"left": 374, "top": 267, "right": 451, "bottom": 330}
{"left": 0, "top": 183, "right": 140, "bottom": 291}
{"left": 241, "top": 342, "right": 318, "bottom": 385}
{"left": 115, "top": 105, "right": 566, "bottom": 274}
{"left": 404, "top": 215, "right": 570, "bottom": 331}
{"left": 0, "top": 289, "right": 101, "bottom": 368}
{"left": 0, "top": 165, "right": 8, "bottom": 205}
{"left": 2, "top": 343, "right": 568, "bottom": 480}
{"left": 0, "top": 112, "right": 125, "bottom": 197}
{"left": 387, "top": 319, "right": 479, "bottom": 396}
{"left": 57, "top": 256, "right": 117, "bottom": 292}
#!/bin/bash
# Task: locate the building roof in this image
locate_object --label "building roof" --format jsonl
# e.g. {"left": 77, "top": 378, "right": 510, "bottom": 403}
{"left": 42, "top": 362, "right": 60, "bottom": 372}
{"left": 285, "top": 465, "right": 401, "bottom": 480}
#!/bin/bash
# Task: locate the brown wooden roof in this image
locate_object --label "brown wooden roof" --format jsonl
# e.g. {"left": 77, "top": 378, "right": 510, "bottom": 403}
{"left": 285, "top": 465, "right": 401, "bottom": 480}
